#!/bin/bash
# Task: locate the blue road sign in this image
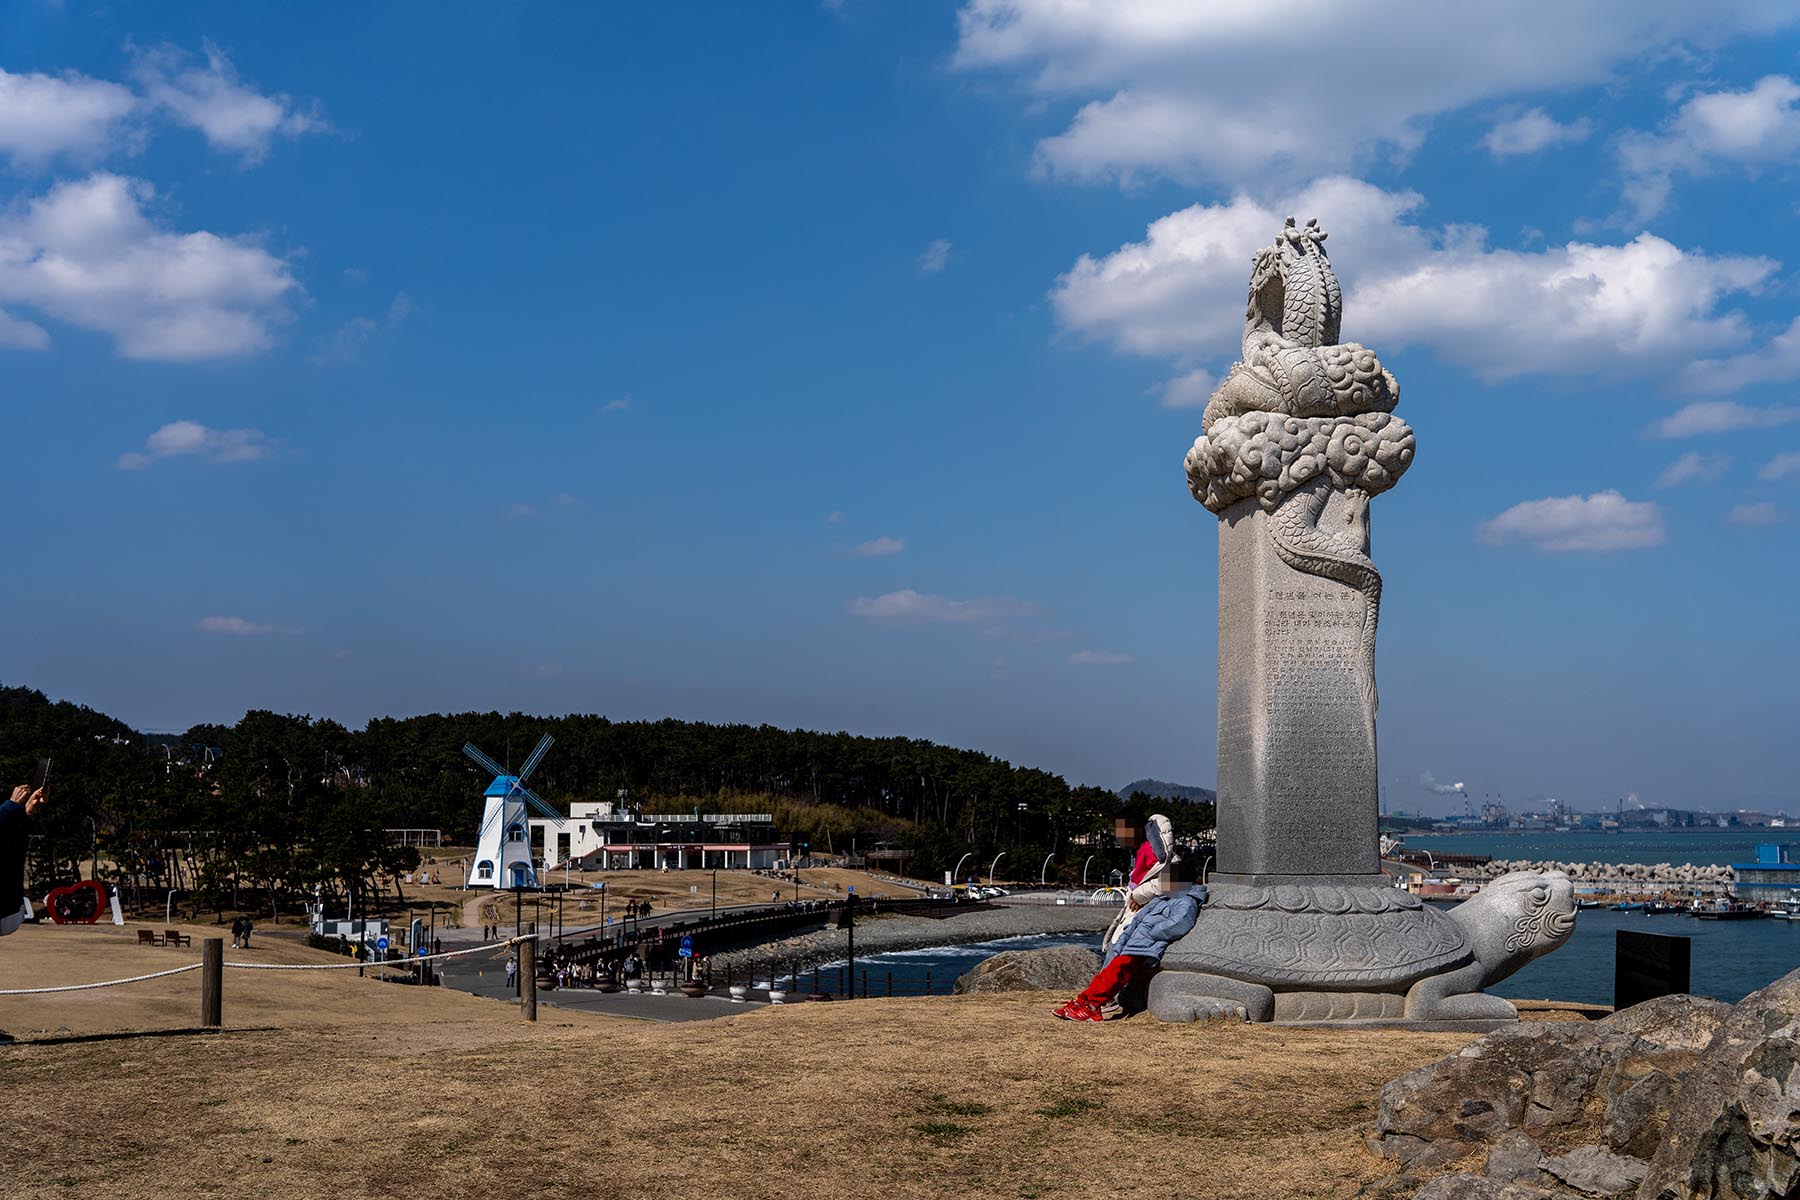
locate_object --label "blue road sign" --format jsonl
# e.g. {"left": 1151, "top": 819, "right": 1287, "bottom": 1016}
{"left": 678, "top": 946, "right": 693, "bottom": 958}
{"left": 680, "top": 934, "right": 693, "bottom": 949}
{"left": 376, "top": 936, "right": 390, "bottom": 952}
{"left": 417, "top": 946, "right": 429, "bottom": 958}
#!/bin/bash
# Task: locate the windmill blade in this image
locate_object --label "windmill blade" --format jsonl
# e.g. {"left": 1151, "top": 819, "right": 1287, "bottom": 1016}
{"left": 463, "top": 743, "right": 507, "bottom": 778}
{"left": 513, "top": 783, "right": 565, "bottom": 824}
{"left": 516, "top": 735, "right": 554, "bottom": 786}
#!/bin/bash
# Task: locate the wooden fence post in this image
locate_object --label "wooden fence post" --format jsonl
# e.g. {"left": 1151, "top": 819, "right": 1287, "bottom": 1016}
{"left": 520, "top": 936, "right": 537, "bottom": 1022}
{"left": 200, "top": 937, "right": 222, "bottom": 1028}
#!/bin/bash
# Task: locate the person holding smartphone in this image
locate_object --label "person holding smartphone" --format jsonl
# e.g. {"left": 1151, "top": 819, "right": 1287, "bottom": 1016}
{"left": 2, "top": 762, "right": 50, "bottom": 937}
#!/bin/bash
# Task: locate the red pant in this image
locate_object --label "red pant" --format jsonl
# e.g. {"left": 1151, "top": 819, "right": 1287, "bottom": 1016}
{"left": 1077, "top": 954, "right": 1157, "bottom": 1007}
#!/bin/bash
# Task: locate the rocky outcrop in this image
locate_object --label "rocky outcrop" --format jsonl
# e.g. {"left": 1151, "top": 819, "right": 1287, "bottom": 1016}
{"left": 952, "top": 946, "right": 1099, "bottom": 995}
{"left": 1638, "top": 969, "right": 1800, "bottom": 1200}
{"left": 1368, "top": 993, "right": 1746, "bottom": 1198}
{"left": 1372, "top": 995, "right": 1728, "bottom": 1174}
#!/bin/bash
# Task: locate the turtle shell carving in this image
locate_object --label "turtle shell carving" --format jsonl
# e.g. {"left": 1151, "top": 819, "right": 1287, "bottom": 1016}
{"left": 1160, "top": 883, "right": 1471, "bottom": 988}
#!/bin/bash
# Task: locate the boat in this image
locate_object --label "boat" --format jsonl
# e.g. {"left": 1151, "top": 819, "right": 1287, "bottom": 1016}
{"left": 1692, "top": 899, "right": 1766, "bottom": 920}
{"left": 1611, "top": 901, "right": 1647, "bottom": 912}
{"left": 1575, "top": 898, "right": 1605, "bottom": 910}
{"left": 1646, "top": 901, "right": 1678, "bottom": 915}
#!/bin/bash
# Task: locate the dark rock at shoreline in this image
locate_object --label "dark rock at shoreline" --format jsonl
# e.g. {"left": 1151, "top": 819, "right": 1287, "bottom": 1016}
{"left": 952, "top": 946, "right": 1099, "bottom": 995}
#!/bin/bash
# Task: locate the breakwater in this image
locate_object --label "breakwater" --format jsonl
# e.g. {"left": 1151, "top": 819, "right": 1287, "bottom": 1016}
{"left": 1462, "top": 858, "right": 1734, "bottom": 893}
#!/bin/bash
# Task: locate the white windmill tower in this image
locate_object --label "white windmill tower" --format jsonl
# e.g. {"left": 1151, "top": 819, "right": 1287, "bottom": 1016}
{"left": 464, "top": 735, "right": 564, "bottom": 890}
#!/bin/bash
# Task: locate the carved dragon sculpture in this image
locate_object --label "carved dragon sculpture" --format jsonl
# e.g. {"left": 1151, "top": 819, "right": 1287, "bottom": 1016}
{"left": 1186, "top": 218, "right": 1415, "bottom": 719}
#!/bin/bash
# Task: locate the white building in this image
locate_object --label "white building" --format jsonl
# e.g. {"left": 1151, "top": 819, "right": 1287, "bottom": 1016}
{"left": 528, "top": 802, "right": 786, "bottom": 871}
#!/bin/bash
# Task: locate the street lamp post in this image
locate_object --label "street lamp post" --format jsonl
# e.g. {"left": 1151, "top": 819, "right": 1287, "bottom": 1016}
{"left": 1040, "top": 853, "right": 1054, "bottom": 886}
{"left": 988, "top": 852, "right": 1005, "bottom": 884}
{"left": 951, "top": 853, "right": 972, "bottom": 891}
{"left": 711, "top": 868, "right": 717, "bottom": 920}
{"left": 1082, "top": 855, "right": 1094, "bottom": 887}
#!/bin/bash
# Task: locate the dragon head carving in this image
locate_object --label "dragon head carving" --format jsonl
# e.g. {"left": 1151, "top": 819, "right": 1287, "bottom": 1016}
{"left": 1245, "top": 216, "right": 1341, "bottom": 353}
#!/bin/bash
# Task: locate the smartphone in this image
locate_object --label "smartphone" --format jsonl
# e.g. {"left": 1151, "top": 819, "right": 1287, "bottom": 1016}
{"left": 28, "top": 757, "right": 49, "bottom": 790}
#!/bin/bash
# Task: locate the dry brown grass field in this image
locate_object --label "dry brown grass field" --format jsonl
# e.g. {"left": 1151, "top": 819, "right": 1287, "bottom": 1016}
{"left": 1, "top": 923, "right": 1545, "bottom": 1200}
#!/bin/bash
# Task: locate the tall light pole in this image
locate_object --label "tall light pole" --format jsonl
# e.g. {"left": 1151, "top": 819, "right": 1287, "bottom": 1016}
{"left": 988, "top": 852, "right": 1005, "bottom": 884}
{"left": 951, "top": 853, "right": 972, "bottom": 889}
{"left": 710, "top": 868, "right": 717, "bottom": 920}
{"left": 1082, "top": 855, "right": 1095, "bottom": 887}
{"left": 1039, "top": 853, "right": 1054, "bottom": 885}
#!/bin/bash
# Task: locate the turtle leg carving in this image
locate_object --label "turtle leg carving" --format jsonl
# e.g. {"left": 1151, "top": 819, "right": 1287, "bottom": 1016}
{"left": 1268, "top": 479, "right": 1381, "bottom": 718}
{"left": 1403, "top": 961, "right": 1519, "bottom": 1022}
{"left": 1147, "top": 970, "right": 1275, "bottom": 1024}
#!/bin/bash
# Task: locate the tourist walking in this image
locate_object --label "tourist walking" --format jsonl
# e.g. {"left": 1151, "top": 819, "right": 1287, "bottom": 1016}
{"left": 240, "top": 917, "right": 253, "bottom": 949}
{"left": 230, "top": 916, "right": 244, "bottom": 948}
{"left": 505, "top": 954, "right": 519, "bottom": 994}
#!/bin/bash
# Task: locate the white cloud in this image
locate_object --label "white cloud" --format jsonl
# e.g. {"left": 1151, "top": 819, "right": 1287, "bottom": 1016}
{"left": 117, "top": 419, "right": 271, "bottom": 469}
{"left": 553, "top": 491, "right": 583, "bottom": 509}
{"left": 0, "top": 310, "right": 49, "bottom": 350}
{"left": 1619, "top": 75, "right": 1800, "bottom": 221}
{"left": 1156, "top": 367, "right": 1215, "bottom": 409}
{"left": 309, "top": 290, "right": 412, "bottom": 366}
{"left": 1656, "top": 451, "right": 1731, "bottom": 488}
{"left": 0, "top": 67, "right": 137, "bottom": 165}
{"left": 131, "top": 41, "right": 325, "bottom": 162}
{"left": 1727, "top": 501, "right": 1784, "bottom": 526}
{"left": 825, "top": 510, "right": 846, "bottom": 525}
{"left": 953, "top": 0, "right": 1798, "bottom": 187}
{"left": 1682, "top": 316, "right": 1800, "bottom": 393}
{"left": 851, "top": 536, "right": 906, "bottom": 557}
{"left": 1481, "top": 108, "right": 1592, "bottom": 158}
{"left": 197, "top": 615, "right": 303, "bottom": 636}
{"left": 1478, "top": 491, "right": 1666, "bottom": 552}
{"left": 849, "top": 589, "right": 1039, "bottom": 623}
{"left": 1052, "top": 177, "right": 1772, "bottom": 385}
{"left": 918, "top": 239, "right": 952, "bottom": 274}
{"left": 1760, "top": 452, "right": 1800, "bottom": 481}
{"left": 504, "top": 502, "right": 536, "bottom": 520}
{"left": 602, "top": 396, "right": 632, "bottom": 413}
{"left": 1069, "top": 649, "right": 1133, "bottom": 665}
{"left": 0, "top": 173, "right": 298, "bottom": 359}
{"left": 1649, "top": 401, "right": 1800, "bottom": 437}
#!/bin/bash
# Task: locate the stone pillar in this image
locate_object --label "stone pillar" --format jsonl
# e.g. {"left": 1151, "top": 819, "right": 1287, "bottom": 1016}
{"left": 1215, "top": 492, "right": 1379, "bottom": 881}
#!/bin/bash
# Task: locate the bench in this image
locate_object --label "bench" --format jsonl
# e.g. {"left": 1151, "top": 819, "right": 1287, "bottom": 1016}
{"left": 137, "top": 929, "right": 163, "bottom": 946}
{"left": 163, "top": 929, "right": 192, "bottom": 947}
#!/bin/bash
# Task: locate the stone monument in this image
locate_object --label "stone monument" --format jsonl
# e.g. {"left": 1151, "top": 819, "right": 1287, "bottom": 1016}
{"left": 1151, "top": 217, "right": 1575, "bottom": 1027}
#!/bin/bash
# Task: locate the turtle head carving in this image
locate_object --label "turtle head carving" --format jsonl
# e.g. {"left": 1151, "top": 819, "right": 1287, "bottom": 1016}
{"left": 1450, "top": 869, "right": 1576, "bottom": 988}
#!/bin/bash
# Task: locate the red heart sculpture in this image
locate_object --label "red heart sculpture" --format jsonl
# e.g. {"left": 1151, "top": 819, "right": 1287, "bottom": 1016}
{"left": 45, "top": 880, "right": 109, "bottom": 925}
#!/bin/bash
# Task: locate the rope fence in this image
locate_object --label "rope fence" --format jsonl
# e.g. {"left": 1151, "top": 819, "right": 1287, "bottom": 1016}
{"left": 0, "top": 936, "right": 530, "bottom": 995}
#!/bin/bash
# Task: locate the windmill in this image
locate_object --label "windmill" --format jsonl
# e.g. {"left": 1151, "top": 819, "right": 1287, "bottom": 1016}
{"left": 464, "top": 735, "right": 565, "bottom": 890}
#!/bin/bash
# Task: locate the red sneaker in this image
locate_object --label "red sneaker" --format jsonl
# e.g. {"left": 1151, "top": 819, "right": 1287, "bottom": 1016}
{"left": 1051, "top": 999, "right": 1102, "bottom": 1022}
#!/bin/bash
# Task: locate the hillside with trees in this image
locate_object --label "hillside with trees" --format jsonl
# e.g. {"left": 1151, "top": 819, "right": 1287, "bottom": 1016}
{"left": 0, "top": 685, "right": 1215, "bottom": 918}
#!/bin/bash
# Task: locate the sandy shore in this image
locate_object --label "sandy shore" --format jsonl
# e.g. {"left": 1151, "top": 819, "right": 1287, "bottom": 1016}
{"left": 709, "top": 902, "right": 1114, "bottom": 970}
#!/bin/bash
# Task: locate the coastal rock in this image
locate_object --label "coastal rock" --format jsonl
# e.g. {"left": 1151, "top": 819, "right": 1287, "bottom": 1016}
{"left": 952, "top": 945, "right": 1099, "bottom": 995}
{"left": 1638, "top": 967, "right": 1800, "bottom": 1200}
{"left": 1373, "top": 995, "right": 1733, "bottom": 1167}
{"left": 1484, "top": 1130, "right": 1546, "bottom": 1183}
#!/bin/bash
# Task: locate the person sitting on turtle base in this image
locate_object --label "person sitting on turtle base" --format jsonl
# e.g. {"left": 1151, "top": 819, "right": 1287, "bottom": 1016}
{"left": 1053, "top": 813, "right": 1204, "bottom": 1022}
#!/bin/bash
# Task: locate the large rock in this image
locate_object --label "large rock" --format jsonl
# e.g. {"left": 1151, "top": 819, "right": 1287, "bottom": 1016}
{"left": 952, "top": 946, "right": 1098, "bottom": 995}
{"left": 1638, "top": 969, "right": 1800, "bottom": 1200}
{"left": 1371, "top": 996, "right": 1732, "bottom": 1169}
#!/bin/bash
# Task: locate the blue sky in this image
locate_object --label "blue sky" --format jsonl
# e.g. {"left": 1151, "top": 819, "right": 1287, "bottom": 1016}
{"left": 3, "top": 2, "right": 1799, "bottom": 814}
